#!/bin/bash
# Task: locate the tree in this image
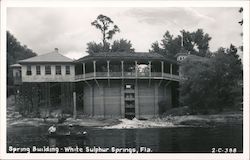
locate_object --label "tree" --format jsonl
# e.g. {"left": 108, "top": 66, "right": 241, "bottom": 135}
{"left": 150, "top": 29, "right": 211, "bottom": 58}
{"left": 7, "top": 31, "right": 36, "bottom": 95}
{"left": 7, "top": 31, "right": 36, "bottom": 63}
{"left": 149, "top": 41, "right": 162, "bottom": 54}
{"left": 180, "top": 44, "right": 242, "bottom": 114}
{"left": 91, "top": 14, "right": 120, "bottom": 48}
{"left": 86, "top": 39, "right": 135, "bottom": 54}
{"left": 86, "top": 41, "right": 110, "bottom": 54}
{"left": 111, "top": 39, "right": 135, "bottom": 52}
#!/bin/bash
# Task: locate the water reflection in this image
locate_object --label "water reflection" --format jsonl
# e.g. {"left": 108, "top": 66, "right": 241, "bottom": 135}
{"left": 7, "top": 125, "right": 243, "bottom": 153}
{"left": 48, "top": 138, "right": 57, "bottom": 148}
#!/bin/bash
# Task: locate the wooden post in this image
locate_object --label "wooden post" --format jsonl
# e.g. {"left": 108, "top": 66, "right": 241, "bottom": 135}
{"left": 73, "top": 92, "right": 77, "bottom": 119}
{"left": 61, "top": 83, "right": 64, "bottom": 108}
{"left": 135, "top": 61, "right": 138, "bottom": 77}
{"left": 82, "top": 82, "right": 85, "bottom": 113}
{"left": 170, "top": 64, "right": 173, "bottom": 76}
{"left": 149, "top": 61, "right": 151, "bottom": 77}
{"left": 107, "top": 60, "right": 110, "bottom": 77}
{"left": 99, "top": 85, "right": 105, "bottom": 118}
{"left": 120, "top": 81, "right": 125, "bottom": 118}
{"left": 135, "top": 81, "right": 139, "bottom": 119}
{"left": 90, "top": 86, "right": 93, "bottom": 117}
{"left": 48, "top": 82, "right": 51, "bottom": 108}
{"left": 121, "top": 61, "right": 124, "bottom": 77}
{"left": 161, "top": 61, "right": 164, "bottom": 77}
{"left": 93, "top": 61, "right": 96, "bottom": 77}
{"left": 45, "top": 82, "right": 50, "bottom": 118}
{"left": 83, "top": 63, "right": 85, "bottom": 79}
{"left": 154, "top": 82, "right": 159, "bottom": 117}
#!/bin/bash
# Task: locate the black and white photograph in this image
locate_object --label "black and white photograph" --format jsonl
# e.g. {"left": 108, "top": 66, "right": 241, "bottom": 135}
{"left": 0, "top": 0, "right": 249, "bottom": 159}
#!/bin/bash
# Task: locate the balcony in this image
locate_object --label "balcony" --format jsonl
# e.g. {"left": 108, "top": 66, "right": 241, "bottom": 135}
{"left": 74, "top": 59, "right": 181, "bottom": 82}
{"left": 75, "top": 71, "right": 180, "bottom": 82}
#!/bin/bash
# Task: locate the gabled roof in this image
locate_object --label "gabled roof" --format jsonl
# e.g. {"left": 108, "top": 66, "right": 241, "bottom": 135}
{"left": 19, "top": 50, "right": 73, "bottom": 63}
{"left": 75, "top": 52, "right": 177, "bottom": 63}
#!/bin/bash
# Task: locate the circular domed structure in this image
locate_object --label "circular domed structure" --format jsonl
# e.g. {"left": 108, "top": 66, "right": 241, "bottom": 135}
{"left": 74, "top": 52, "right": 180, "bottom": 119}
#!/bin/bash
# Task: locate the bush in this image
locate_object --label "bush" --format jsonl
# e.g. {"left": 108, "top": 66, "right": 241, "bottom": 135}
{"left": 158, "top": 100, "right": 171, "bottom": 115}
{"left": 180, "top": 45, "right": 242, "bottom": 114}
{"left": 163, "top": 106, "right": 190, "bottom": 116}
{"left": 62, "top": 107, "right": 73, "bottom": 115}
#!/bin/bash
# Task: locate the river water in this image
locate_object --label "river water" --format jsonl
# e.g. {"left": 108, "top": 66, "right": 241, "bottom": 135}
{"left": 7, "top": 124, "right": 242, "bottom": 153}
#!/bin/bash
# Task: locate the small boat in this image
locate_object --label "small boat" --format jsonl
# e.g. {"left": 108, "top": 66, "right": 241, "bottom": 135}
{"left": 46, "top": 131, "right": 87, "bottom": 139}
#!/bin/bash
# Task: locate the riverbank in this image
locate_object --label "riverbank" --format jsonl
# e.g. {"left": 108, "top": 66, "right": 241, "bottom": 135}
{"left": 8, "top": 112, "right": 242, "bottom": 128}
{"left": 7, "top": 95, "right": 242, "bottom": 128}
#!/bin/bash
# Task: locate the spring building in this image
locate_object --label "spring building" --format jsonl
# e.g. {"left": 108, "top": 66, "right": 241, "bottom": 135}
{"left": 11, "top": 49, "right": 182, "bottom": 119}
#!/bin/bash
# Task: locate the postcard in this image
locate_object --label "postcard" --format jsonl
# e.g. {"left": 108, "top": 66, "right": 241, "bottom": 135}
{"left": 0, "top": 0, "right": 249, "bottom": 160}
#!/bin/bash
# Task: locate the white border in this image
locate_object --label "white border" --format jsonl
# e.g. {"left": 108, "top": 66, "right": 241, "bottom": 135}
{"left": 0, "top": 0, "right": 249, "bottom": 160}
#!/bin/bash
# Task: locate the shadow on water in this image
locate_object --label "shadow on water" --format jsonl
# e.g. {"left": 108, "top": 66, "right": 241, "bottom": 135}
{"left": 7, "top": 124, "right": 243, "bottom": 153}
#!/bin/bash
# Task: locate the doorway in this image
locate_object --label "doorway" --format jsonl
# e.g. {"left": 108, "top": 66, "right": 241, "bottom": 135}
{"left": 124, "top": 84, "right": 135, "bottom": 119}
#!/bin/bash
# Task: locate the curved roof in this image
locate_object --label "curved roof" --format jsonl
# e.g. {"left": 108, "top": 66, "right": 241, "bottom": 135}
{"left": 19, "top": 50, "right": 73, "bottom": 63}
{"left": 75, "top": 52, "right": 177, "bottom": 63}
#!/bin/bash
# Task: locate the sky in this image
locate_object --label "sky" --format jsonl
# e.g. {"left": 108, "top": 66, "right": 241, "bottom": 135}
{"left": 7, "top": 7, "right": 243, "bottom": 59}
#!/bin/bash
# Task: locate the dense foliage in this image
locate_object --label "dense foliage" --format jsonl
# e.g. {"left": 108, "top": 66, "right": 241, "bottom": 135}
{"left": 7, "top": 31, "right": 36, "bottom": 94}
{"left": 180, "top": 45, "right": 242, "bottom": 114}
{"left": 86, "top": 41, "right": 109, "bottom": 54}
{"left": 111, "top": 39, "right": 135, "bottom": 52}
{"left": 87, "top": 39, "right": 135, "bottom": 54}
{"left": 150, "top": 29, "right": 212, "bottom": 58}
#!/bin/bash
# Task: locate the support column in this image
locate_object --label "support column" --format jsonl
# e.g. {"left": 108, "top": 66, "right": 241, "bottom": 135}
{"left": 121, "top": 61, "right": 124, "bottom": 77}
{"left": 149, "top": 61, "right": 151, "bottom": 77}
{"left": 120, "top": 81, "right": 125, "bottom": 118}
{"left": 93, "top": 61, "right": 96, "bottom": 77}
{"left": 99, "top": 85, "right": 105, "bottom": 118}
{"left": 107, "top": 60, "right": 110, "bottom": 77}
{"left": 48, "top": 82, "right": 51, "bottom": 108}
{"left": 83, "top": 82, "right": 85, "bottom": 114}
{"left": 135, "top": 81, "right": 139, "bottom": 119}
{"left": 90, "top": 86, "right": 94, "bottom": 117}
{"left": 71, "top": 82, "right": 75, "bottom": 109}
{"left": 161, "top": 61, "right": 164, "bottom": 77}
{"left": 61, "top": 83, "right": 65, "bottom": 108}
{"left": 135, "top": 61, "right": 138, "bottom": 77}
{"left": 45, "top": 83, "right": 49, "bottom": 113}
{"left": 73, "top": 92, "right": 77, "bottom": 119}
{"left": 154, "top": 82, "right": 159, "bottom": 117}
{"left": 82, "top": 63, "right": 85, "bottom": 79}
{"left": 170, "top": 64, "right": 173, "bottom": 77}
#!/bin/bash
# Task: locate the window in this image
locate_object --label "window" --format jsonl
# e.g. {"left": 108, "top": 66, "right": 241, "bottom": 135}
{"left": 66, "top": 65, "right": 70, "bottom": 75}
{"left": 45, "top": 65, "right": 51, "bottom": 75}
{"left": 56, "top": 65, "right": 61, "bottom": 75}
{"left": 124, "top": 84, "right": 134, "bottom": 90}
{"left": 26, "top": 65, "right": 32, "bottom": 75}
{"left": 36, "top": 66, "right": 41, "bottom": 75}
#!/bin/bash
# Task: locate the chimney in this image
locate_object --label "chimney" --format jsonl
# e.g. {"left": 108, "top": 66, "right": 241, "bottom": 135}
{"left": 54, "top": 48, "right": 59, "bottom": 53}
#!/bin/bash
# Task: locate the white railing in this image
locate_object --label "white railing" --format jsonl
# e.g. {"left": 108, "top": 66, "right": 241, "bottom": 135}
{"left": 75, "top": 71, "right": 180, "bottom": 81}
